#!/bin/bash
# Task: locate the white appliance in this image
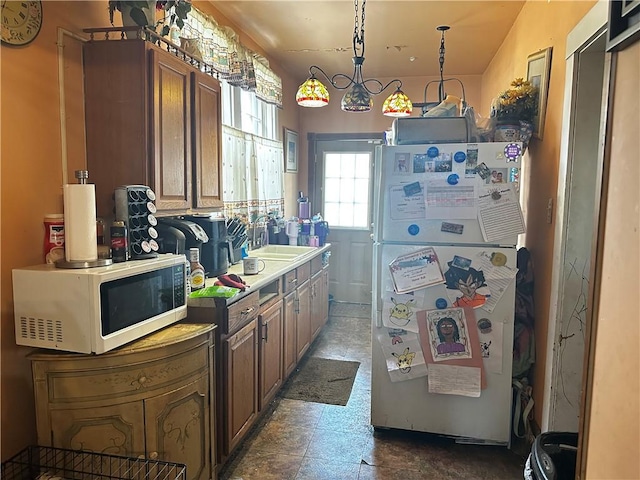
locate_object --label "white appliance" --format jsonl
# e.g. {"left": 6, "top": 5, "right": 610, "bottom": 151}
{"left": 12, "top": 254, "right": 187, "bottom": 354}
{"left": 371, "top": 141, "right": 523, "bottom": 444}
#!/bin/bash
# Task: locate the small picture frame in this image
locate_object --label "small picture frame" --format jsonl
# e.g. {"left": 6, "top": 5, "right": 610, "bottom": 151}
{"left": 526, "top": 47, "right": 552, "bottom": 140}
{"left": 284, "top": 127, "right": 299, "bottom": 173}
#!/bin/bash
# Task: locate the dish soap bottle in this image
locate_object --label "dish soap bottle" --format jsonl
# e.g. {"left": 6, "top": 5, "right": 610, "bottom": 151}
{"left": 189, "top": 247, "right": 205, "bottom": 291}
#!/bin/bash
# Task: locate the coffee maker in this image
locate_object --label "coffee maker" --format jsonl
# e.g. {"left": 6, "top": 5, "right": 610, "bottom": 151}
{"left": 156, "top": 216, "right": 209, "bottom": 266}
{"left": 185, "top": 215, "right": 229, "bottom": 278}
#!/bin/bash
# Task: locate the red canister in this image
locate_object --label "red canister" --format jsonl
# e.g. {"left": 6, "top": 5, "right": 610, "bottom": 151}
{"left": 43, "top": 214, "right": 65, "bottom": 264}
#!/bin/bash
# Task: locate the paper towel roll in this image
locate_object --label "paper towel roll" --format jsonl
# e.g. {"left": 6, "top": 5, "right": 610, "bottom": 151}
{"left": 63, "top": 184, "right": 98, "bottom": 262}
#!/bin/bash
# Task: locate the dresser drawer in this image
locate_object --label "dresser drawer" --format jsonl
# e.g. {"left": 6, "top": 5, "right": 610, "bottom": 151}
{"left": 226, "top": 291, "right": 260, "bottom": 335}
{"left": 35, "top": 338, "right": 210, "bottom": 403}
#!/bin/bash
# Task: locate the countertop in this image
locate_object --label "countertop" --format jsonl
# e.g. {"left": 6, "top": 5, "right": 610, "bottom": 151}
{"left": 187, "top": 243, "right": 331, "bottom": 309}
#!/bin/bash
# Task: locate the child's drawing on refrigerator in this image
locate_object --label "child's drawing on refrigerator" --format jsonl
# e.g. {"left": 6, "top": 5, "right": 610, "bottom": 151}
{"left": 381, "top": 333, "right": 428, "bottom": 381}
{"left": 382, "top": 290, "right": 425, "bottom": 333}
{"left": 426, "top": 307, "right": 472, "bottom": 361}
{"left": 443, "top": 256, "right": 491, "bottom": 309}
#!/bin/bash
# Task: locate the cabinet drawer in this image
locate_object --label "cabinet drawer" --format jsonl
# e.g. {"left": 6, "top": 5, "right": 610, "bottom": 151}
{"left": 226, "top": 291, "right": 260, "bottom": 335}
{"left": 311, "top": 255, "right": 323, "bottom": 275}
{"left": 283, "top": 270, "right": 298, "bottom": 294}
{"left": 297, "top": 262, "right": 311, "bottom": 284}
{"left": 39, "top": 342, "right": 210, "bottom": 403}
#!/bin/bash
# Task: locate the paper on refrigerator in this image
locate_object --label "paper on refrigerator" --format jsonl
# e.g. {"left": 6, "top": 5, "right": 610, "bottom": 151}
{"left": 477, "top": 183, "right": 525, "bottom": 242}
{"left": 388, "top": 247, "right": 445, "bottom": 294}
{"left": 427, "top": 364, "right": 481, "bottom": 397}
{"left": 388, "top": 183, "right": 426, "bottom": 220}
{"left": 376, "top": 328, "right": 428, "bottom": 382}
{"left": 424, "top": 179, "right": 477, "bottom": 220}
{"left": 382, "top": 289, "right": 426, "bottom": 333}
{"left": 474, "top": 250, "right": 518, "bottom": 313}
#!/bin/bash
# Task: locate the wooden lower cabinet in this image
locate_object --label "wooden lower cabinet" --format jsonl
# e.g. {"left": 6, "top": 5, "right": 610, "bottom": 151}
{"left": 282, "top": 291, "right": 297, "bottom": 379}
{"left": 296, "top": 279, "right": 311, "bottom": 362}
{"left": 321, "top": 266, "right": 330, "bottom": 327}
{"left": 30, "top": 324, "right": 216, "bottom": 480}
{"left": 222, "top": 318, "right": 258, "bottom": 456}
{"left": 258, "top": 300, "right": 284, "bottom": 410}
{"left": 310, "top": 270, "right": 324, "bottom": 340}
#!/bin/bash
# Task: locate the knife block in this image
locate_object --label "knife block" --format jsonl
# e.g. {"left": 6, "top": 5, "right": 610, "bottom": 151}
{"left": 114, "top": 185, "right": 159, "bottom": 260}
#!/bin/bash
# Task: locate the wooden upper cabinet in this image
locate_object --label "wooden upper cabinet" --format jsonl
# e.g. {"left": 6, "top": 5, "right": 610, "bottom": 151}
{"left": 192, "top": 72, "right": 223, "bottom": 209}
{"left": 83, "top": 39, "right": 222, "bottom": 218}
{"left": 150, "top": 49, "right": 191, "bottom": 212}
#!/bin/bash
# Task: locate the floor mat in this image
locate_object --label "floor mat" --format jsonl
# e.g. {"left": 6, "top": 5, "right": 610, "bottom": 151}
{"left": 280, "top": 357, "right": 360, "bottom": 406}
{"left": 329, "top": 302, "right": 371, "bottom": 318}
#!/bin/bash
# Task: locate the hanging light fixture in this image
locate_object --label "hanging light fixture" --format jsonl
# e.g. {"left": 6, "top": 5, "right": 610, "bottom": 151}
{"left": 295, "top": 0, "right": 412, "bottom": 116}
{"left": 413, "top": 25, "right": 467, "bottom": 117}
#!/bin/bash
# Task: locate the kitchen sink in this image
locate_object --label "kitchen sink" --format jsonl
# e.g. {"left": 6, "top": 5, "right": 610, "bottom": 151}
{"left": 255, "top": 245, "right": 316, "bottom": 255}
{"left": 251, "top": 245, "right": 317, "bottom": 261}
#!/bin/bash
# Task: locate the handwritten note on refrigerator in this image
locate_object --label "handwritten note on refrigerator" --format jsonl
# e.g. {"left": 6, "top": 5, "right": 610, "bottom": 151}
{"left": 477, "top": 183, "right": 525, "bottom": 242}
{"left": 427, "top": 364, "right": 481, "bottom": 397}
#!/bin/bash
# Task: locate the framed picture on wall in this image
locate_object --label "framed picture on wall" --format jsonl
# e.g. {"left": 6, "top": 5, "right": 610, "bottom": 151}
{"left": 284, "top": 128, "right": 299, "bottom": 173}
{"left": 526, "top": 47, "right": 552, "bottom": 140}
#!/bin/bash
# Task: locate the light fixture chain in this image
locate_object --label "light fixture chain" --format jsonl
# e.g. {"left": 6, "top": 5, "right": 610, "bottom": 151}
{"left": 439, "top": 29, "right": 446, "bottom": 101}
{"left": 353, "top": 0, "right": 365, "bottom": 54}
{"left": 360, "top": 0, "right": 366, "bottom": 46}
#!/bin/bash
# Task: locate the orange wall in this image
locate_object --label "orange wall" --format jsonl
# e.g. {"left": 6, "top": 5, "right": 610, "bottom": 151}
{"left": 584, "top": 41, "right": 640, "bottom": 479}
{"left": 480, "top": 0, "right": 596, "bottom": 424}
{"left": 0, "top": 1, "right": 298, "bottom": 461}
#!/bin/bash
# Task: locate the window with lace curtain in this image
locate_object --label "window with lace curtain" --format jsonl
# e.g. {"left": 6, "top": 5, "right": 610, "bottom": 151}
{"left": 181, "top": 6, "right": 285, "bottom": 219}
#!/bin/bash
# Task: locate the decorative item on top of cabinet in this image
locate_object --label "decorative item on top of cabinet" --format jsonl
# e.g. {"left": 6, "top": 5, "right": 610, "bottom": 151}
{"left": 82, "top": 32, "right": 222, "bottom": 218}
{"left": 29, "top": 323, "right": 217, "bottom": 480}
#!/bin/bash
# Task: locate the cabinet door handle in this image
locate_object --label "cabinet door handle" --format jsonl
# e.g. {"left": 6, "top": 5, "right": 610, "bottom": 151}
{"left": 295, "top": 297, "right": 300, "bottom": 314}
{"left": 263, "top": 321, "right": 268, "bottom": 342}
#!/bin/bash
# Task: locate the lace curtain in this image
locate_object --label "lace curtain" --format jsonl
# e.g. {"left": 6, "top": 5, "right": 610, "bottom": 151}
{"left": 221, "top": 126, "right": 285, "bottom": 219}
{"left": 182, "top": 7, "right": 282, "bottom": 107}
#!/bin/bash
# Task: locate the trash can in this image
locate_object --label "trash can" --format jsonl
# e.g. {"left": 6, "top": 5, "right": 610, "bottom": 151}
{"left": 524, "top": 432, "right": 578, "bottom": 480}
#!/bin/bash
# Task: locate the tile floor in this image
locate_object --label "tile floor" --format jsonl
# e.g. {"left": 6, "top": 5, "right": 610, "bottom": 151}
{"left": 219, "top": 304, "right": 527, "bottom": 480}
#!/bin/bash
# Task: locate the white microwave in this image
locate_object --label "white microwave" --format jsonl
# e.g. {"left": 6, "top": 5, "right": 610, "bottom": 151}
{"left": 12, "top": 254, "right": 187, "bottom": 354}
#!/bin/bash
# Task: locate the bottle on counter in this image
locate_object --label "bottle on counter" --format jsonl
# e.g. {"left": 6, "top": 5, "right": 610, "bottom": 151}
{"left": 189, "top": 247, "right": 205, "bottom": 291}
{"left": 110, "top": 221, "right": 129, "bottom": 263}
{"left": 184, "top": 253, "right": 192, "bottom": 295}
{"left": 43, "top": 214, "right": 65, "bottom": 264}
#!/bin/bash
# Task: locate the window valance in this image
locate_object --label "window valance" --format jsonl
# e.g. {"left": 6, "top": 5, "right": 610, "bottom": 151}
{"left": 182, "top": 6, "right": 282, "bottom": 108}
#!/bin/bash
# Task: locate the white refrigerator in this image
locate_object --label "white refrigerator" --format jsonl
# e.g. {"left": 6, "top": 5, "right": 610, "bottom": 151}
{"left": 371, "top": 141, "right": 524, "bottom": 444}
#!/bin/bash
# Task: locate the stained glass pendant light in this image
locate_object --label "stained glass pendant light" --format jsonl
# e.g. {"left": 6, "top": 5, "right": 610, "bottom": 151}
{"left": 295, "top": 76, "right": 330, "bottom": 107}
{"left": 295, "top": 0, "right": 412, "bottom": 116}
{"left": 382, "top": 87, "right": 413, "bottom": 117}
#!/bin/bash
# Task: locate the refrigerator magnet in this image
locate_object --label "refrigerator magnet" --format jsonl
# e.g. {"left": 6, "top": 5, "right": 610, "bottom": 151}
{"left": 403, "top": 181, "right": 422, "bottom": 197}
{"left": 441, "top": 222, "right": 464, "bottom": 235}
{"left": 476, "top": 162, "right": 491, "bottom": 180}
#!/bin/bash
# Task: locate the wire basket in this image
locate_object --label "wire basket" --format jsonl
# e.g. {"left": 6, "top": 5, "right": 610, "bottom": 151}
{"left": 1, "top": 446, "right": 187, "bottom": 480}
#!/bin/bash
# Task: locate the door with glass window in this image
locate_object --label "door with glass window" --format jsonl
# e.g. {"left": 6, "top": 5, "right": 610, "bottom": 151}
{"left": 312, "top": 138, "right": 378, "bottom": 304}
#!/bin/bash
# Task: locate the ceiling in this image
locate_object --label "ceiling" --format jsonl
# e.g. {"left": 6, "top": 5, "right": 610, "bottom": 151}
{"left": 211, "top": 1, "right": 526, "bottom": 83}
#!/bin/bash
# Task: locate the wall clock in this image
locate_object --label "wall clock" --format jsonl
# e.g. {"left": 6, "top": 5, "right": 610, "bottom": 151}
{"left": 1, "top": 0, "right": 43, "bottom": 46}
